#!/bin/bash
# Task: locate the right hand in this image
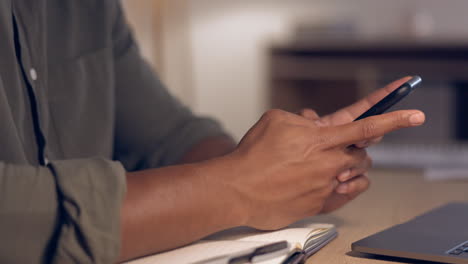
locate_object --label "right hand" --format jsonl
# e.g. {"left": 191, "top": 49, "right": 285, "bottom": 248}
{"left": 226, "top": 108, "right": 425, "bottom": 230}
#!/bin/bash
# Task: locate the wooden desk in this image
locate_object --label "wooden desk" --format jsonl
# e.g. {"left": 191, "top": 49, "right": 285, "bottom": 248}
{"left": 306, "top": 168, "right": 468, "bottom": 264}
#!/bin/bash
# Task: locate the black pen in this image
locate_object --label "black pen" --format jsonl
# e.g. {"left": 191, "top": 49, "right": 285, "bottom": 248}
{"left": 194, "top": 240, "right": 289, "bottom": 264}
{"left": 354, "top": 76, "right": 422, "bottom": 121}
{"left": 280, "top": 249, "right": 306, "bottom": 264}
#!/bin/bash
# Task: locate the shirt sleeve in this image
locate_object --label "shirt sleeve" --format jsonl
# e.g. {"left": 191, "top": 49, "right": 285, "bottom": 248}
{"left": 0, "top": 158, "right": 126, "bottom": 264}
{"left": 111, "top": 2, "right": 229, "bottom": 171}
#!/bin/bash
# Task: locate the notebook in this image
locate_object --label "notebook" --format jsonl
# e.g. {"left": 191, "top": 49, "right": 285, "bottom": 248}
{"left": 125, "top": 220, "right": 337, "bottom": 264}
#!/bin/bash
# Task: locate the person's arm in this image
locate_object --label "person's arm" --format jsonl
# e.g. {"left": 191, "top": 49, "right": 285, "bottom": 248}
{"left": 178, "top": 135, "right": 236, "bottom": 164}
{"left": 0, "top": 158, "right": 126, "bottom": 264}
{"left": 119, "top": 156, "right": 244, "bottom": 261}
{"left": 108, "top": 3, "right": 425, "bottom": 262}
{"left": 111, "top": 2, "right": 232, "bottom": 171}
{"left": 118, "top": 107, "right": 425, "bottom": 261}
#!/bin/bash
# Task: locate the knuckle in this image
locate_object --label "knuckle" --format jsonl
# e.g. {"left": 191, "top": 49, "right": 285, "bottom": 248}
{"left": 302, "top": 108, "right": 319, "bottom": 117}
{"left": 357, "top": 176, "right": 370, "bottom": 190}
{"left": 361, "top": 121, "right": 378, "bottom": 139}
{"left": 263, "top": 109, "right": 287, "bottom": 122}
{"left": 356, "top": 177, "right": 370, "bottom": 193}
{"left": 309, "top": 109, "right": 319, "bottom": 115}
{"left": 393, "top": 112, "right": 408, "bottom": 128}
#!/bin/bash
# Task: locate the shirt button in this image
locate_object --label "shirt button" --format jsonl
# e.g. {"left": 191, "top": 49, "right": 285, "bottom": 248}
{"left": 30, "top": 68, "right": 38, "bottom": 81}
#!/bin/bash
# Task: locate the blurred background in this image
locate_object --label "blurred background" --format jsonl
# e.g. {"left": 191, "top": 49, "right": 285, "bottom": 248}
{"left": 122, "top": 0, "right": 468, "bottom": 175}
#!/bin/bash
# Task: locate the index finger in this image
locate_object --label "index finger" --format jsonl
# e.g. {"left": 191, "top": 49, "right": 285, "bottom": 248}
{"left": 322, "top": 76, "right": 413, "bottom": 125}
{"left": 321, "top": 109, "right": 425, "bottom": 148}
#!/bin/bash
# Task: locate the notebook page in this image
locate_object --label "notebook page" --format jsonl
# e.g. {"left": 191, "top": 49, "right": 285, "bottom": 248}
{"left": 205, "top": 222, "right": 335, "bottom": 248}
{"left": 206, "top": 227, "right": 325, "bottom": 248}
{"left": 235, "top": 228, "right": 310, "bottom": 247}
{"left": 258, "top": 255, "right": 289, "bottom": 264}
{"left": 125, "top": 240, "right": 268, "bottom": 264}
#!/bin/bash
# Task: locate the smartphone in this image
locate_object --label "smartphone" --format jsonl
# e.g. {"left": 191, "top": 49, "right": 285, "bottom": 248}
{"left": 354, "top": 76, "right": 422, "bottom": 121}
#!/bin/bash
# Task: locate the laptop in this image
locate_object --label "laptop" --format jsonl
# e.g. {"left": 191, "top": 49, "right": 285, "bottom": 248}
{"left": 352, "top": 203, "right": 468, "bottom": 264}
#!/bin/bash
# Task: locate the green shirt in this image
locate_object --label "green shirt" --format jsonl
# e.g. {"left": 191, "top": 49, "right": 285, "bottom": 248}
{"left": 0, "top": 1, "right": 225, "bottom": 263}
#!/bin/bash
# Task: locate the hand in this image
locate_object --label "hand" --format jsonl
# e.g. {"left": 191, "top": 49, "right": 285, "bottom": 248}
{"left": 298, "top": 77, "right": 423, "bottom": 213}
{"left": 228, "top": 105, "right": 424, "bottom": 230}
{"left": 304, "top": 76, "right": 414, "bottom": 147}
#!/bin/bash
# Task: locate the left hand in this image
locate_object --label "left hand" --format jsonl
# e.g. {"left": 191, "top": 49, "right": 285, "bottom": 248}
{"left": 299, "top": 77, "right": 413, "bottom": 213}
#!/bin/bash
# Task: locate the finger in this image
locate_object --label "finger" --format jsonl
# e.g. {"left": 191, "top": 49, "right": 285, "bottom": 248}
{"left": 337, "top": 167, "right": 366, "bottom": 182}
{"left": 298, "top": 108, "right": 329, "bottom": 127}
{"left": 261, "top": 109, "right": 316, "bottom": 128}
{"left": 338, "top": 156, "right": 372, "bottom": 182}
{"left": 335, "top": 174, "right": 370, "bottom": 195}
{"left": 337, "top": 169, "right": 351, "bottom": 182}
{"left": 298, "top": 109, "right": 320, "bottom": 121}
{"left": 322, "top": 110, "right": 425, "bottom": 148}
{"left": 354, "top": 136, "right": 383, "bottom": 148}
{"left": 338, "top": 159, "right": 372, "bottom": 183}
{"left": 322, "top": 76, "right": 413, "bottom": 125}
{"left": 330, "top": 146, "right": 368, "bottom": 177}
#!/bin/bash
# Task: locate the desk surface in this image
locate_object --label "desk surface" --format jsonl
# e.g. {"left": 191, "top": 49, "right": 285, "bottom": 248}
{"left": 306, "top": 168, "right": 468, "bottom": 264}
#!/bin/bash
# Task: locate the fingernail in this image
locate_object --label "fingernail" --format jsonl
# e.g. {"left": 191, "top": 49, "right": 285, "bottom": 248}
{"left": 409, "top": 112, "right": 425, "bottom": 126}
{"left": 338, "top": 169, "right": 351, "bottom": 182}
{"left": 336, "top": 183, "right": 348, "bottom": 194}
{"left": 355, "top": 141, "right": 369, "bottom": 148}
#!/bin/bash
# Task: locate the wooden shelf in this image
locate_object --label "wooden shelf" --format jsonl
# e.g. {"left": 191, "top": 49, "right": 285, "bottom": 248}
{"left": 268, "top": 39, "right": 468, "bottom": 138}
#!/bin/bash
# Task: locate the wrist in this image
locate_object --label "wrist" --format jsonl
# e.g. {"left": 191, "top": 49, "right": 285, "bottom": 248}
{"left": 198, "top": 152, "right": 250, "bottom": 228}
{"left": 179, "top": 135, "right": 236, "bottom": 164}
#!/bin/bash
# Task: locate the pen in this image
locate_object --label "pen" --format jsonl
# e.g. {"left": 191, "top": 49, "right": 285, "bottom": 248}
{"left": 354, "top": 76, "right": 421, "bottom": 121}
{"left": 193, "top": 240, "right": 290, "bottom": 264}
{"left": 280, "top": 248, "right": 306, "bottom": 264}
{"left": 281, "top": 229, "right": 338, "bottom": 264}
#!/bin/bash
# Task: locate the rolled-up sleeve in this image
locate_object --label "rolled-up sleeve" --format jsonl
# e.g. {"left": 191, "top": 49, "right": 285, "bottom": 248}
{"left": 0, "top": 158, "right": 126, "bottom": 264}
{"left": 111, "top": 2, "right": 228, "bottom": 171}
